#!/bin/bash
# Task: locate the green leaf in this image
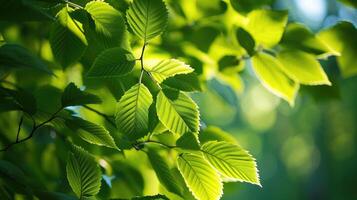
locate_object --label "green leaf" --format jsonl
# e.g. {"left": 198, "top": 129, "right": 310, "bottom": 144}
{"left": 132, "top": 194, "right": 169, "bottom": 200}
{"left": 66, "top": 117, "right": 118, "bottom": 149}
{"left": 338, "top": 0, "right": 357, "bottom": 8}
{"left": 199, "top": 126, "right": 238, "bottom": 145}
{"left": 156, "top": 89, "right": 199, "bottom": 135}
{"left": 0, "top": 160, "right": 32, "bottom": 195}
{"left": 177, "top": 153, "right": 223, "bottom": 200}
{"left": 0, "top": 0, "right": 53, "bottom": 21}
{"left": 201, "top": 141, "right": 260, "bottom": 186}
{"left": 236, "top": 27, "right": 255, "bottom": 56}
{"left": 277, "top": 50, "right": 331, "bottom": 85}
{"left": 252, "top": 52, "right": 299, "bottom": 105}
{"left": 162, "top": 73, "right": 202, "bottom": 92}
{"left": 126, "top": 0, "right": 168, "bottom": 42}
{"left": 146, "top": 149, "right": 182, "bottom": 196}
{"left": 87, "top": 47, "right": 136, "bottom": 78}
{"left": 0, "top": 44, "right": 52, "bottom": 74}
{"left": 66, "top": 144, "right": 101, "bottom": 198}
{"left": 176, "top": 132, "right": 200, "bottom": 151}
{"left": 230, "top": 0, "right": 273, "bottom": 14}
{"left": 61, "top": 83, "right": 102, "bottom": 107}
{"left": 84, "top": 1, "right": 127, "bottom": 49}
{"left": 280, "top": 23, "right": 333, "bottom": 56}
{"left": 0, "top": 87, "right": 37, "bottom": 115}
{"left": 146, "top": 59, "right": 194, "bottom": 83}
{"left": 116, "top": 83, "right": 153, "bottom": 140}
{"left": 317, "top": 21, "right": 357, "bottom": 78}
{"left": 245, "top": 9, "right": 288, "bottom": 47}
{"left": 50, "top": 6, "right": 87, "bottom": 68}
{"left": 35, "top": 192, "right": 77, "bottom": 200}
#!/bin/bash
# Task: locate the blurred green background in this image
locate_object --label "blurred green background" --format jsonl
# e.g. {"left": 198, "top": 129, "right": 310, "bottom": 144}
{"left": 0, "top": 0, "right": 356, "bottom": 199}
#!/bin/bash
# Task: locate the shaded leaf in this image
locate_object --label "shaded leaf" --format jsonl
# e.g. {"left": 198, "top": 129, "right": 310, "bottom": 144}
{"left": 61, "top": 83, "right": 102, "bottom": 107}
{"left": 176, "top": 132, "right": 200, "bottom": 151}
{"left": 163, "top": 73, "right": 202, "bottom": 92}
{"left": 66, "top": 144, "right": 101, "bottom": 198}
{"left": 87, "top": 47, "right": 136, "bottom": 78}
{"left": 199, "top": 126, "right": 238, "bottom": 145}
{"left": 236, "top": 27, "right": 255, "bottom": 56}
{"left": 0, "top": 44, "right": 52, "bottom": 74}
{"left": 147, "top": 149, "right": 182, "bottom": 196}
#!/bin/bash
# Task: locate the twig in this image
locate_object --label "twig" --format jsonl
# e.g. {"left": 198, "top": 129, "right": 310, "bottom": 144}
{"left": 135, "top": 140, "right": 177, "bottom": 150}
{"left": 15, "top": 114, "right": 24, "bottom": 142}
{"left": 62, "top": 0, "right": 83, "bottom": 9}
{"left": 0, "top": 107, "right": 63, "bottom": 152}
{"left": 82, "top": 105, "right": 116, "bottom": 128}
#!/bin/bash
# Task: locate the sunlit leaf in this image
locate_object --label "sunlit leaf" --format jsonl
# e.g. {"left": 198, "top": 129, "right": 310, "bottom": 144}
{"left": 156, "top": 89, "right": 199, "bottom": 135}
{"left": 84, "top": 1, "right": 127, "bottom": 49}
{"left": 251, "top": 52, "right": 299, "bottom": 105}
{"left": 177, "top": 153, "right": 223, "bottom": 200}
{"left": 87, "top": 47, "right": 136, "bottom": 78}
{"left": 116, "top": 83, "right": 153, "bottom": 140}
{"left": 147, "top": 149, "right": 182, "bottom": 196}
{"left": 66, "top": 144, "right": 101, "bottom": 198}
{"left": 126, "top": 0, "right": 168, "bottom": 42}
{"left": 50, "top": 6, "right": 87, "bottom": 68}
{"left": 66, "top": 117, "right": 118, "bottom": 149}
{"left": 245, "top": 9, "right": 288, "bottom": 47}
{"left": 277, "top": 50, "right": 331, "bottom": 85}
{"left": 201, "top": 141, "right": 260, "bottom": 185}
{"left": 317, "top": 21, "right": 357, "bottom": 78}
{"left": 199, "top": 126, "right": 238, "bottom": 145}
{"left": 61, "top": 83, "right": 102, "bottom": 107}
{"left": 230, "top": 0, "right": 273, "bottom": 14}
{"left": 146, "top": 59, "right": 194, "bottom": 83}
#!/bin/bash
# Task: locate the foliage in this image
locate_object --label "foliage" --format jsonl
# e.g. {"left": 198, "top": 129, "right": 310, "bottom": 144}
{"left": 0, "top": 0, "right": 355, "bottom": 200}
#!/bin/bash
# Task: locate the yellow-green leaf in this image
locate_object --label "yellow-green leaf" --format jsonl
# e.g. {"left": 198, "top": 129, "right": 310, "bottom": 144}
{"left": 146, "top": 59, "right": 194, "bottom": 83}
{"left": 201, "top": 141, "right": 260, "bottom": 186}
{"left": 177, "top": 153, "right": 223, "bottom": 200}
{"left": 277, "top": 50, "right": 331, "bottom": 85}
{"left": 251, "top": 52, "right": 299, "bottom": 105}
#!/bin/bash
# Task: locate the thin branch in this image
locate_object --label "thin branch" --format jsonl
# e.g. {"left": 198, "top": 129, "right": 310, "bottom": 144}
{"left": 82, "top": 105, "right": 116, "bottom": 128}
{"left": 16, "top": 114, "right": 24, "bottom": 142}
{"left": 135, "top": 140, "right": 177, "bottom": 150}
{"left": 62, "top": 0, "right": 84, "bottom": 9}
{"left": 0, "top": 107, "right": 63, "bottom": 152}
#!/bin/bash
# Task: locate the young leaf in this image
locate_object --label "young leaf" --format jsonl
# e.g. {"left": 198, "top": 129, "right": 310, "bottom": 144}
{"left": 245, "top": 9, "right": 288, "bottom": 47}
{"left": 87, "top": 47, "right": 136, "bottom": 78}
{"left": 162, "top": 73, "right": 202, "bottom": 92}
{"left": 176, "top": 132, "right": 200, "bottom": 151}
{"left": 84, "top": 1, "right": 127, "bottom": 49}
{"left": 317, "top": 21, "right": 357, "bottom": 78}
{"left": 0, "top": 44, "right": 52, "bottom": 74}
{"left": 177, "top": 153, "right": 223, "bottom": 200}
{"left": 277, "top": 50, "right": 331, "bottom": 85}
{"left": 50, "top": 6, "right": 87, "bottom": 68}
{"left": 146, "top": 59, "right": 194, "bottom": 83}
{"left": 146, "top": 149, "right": 182, "bottom": 196}
{"left": 156, "top": 89, "right": 199, "bottom": 135}
{"left": 61, "top": 83, "right": 102, "bottom": 107}
{"left": 66, "top": 117, "right": 118, "bottom": 150}
{"left": 201, "top": 141, "right": 261, "bottom": 186}
{"left": 236, "top": 27, "right": 255, "bottom": 56}
{"left": 116, "top": 83, "right": 153, "bottom": 140}
{"left": 126, "top": 0, "right": 168, "bottom": 42}
{"left": 66, "top": 144, "right": 101, "bottom": 198}
{"left": 251, "top": 52, "right": 299, "bottom": 105}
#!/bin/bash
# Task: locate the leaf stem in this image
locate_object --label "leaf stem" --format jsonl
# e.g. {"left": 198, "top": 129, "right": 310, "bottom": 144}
{"left": 62, "top": 0, "right": 84, "bottom": 9}
{"left": 135, "top": 140, "right": 177, "bottom": 149}
{"left": 16, "top": 114, "right": 24, "bottom": 142}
